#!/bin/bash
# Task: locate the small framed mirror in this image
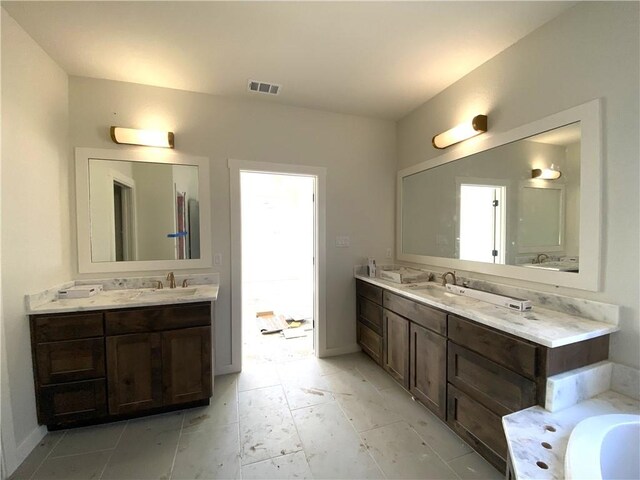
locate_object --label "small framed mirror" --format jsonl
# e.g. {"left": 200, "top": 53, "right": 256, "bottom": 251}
{"left": 76, "top": 147, "right": 212, "bottom": 273}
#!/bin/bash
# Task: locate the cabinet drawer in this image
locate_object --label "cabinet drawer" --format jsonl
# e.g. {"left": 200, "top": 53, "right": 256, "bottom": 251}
{"left": 39, "top": 379, "right": 107, "bottom": 425}
{"left": 447, "top": 384, "right": 507, "bottom": 471}
{"left": 448, "top": 343, "right": 536, "bottom": 416}
{"left": 36, "top": 338, "right": 105, "bottom": 385}
{"left": 357, "top": 296, "right": 383, "bottom": 334}
{"left": 357, "top": 321, "right": 382, "bottom": 365}
{"left": 383, "top": 291, "right": 446, "bottom": 335}
{"left": 356, "top": 280, "right": 383, "bottom": 305}
{"left": 33, "top": 312, "right": 104, "bottom": 342}
{"left": 105, "top": 303, "right": 211, "bottom": 335}
{"left": 448, "top": 315, "right": 537, "bottom": 379}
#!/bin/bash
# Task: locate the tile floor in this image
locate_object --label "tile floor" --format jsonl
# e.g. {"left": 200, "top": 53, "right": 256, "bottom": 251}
{"left": 10, "top": 352, "right": 503, "bottom": 480}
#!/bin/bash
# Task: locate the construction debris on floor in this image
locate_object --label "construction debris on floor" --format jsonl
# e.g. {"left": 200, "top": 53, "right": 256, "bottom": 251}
{"left": 256, "top": 311, "right": 311, "bottom": 338}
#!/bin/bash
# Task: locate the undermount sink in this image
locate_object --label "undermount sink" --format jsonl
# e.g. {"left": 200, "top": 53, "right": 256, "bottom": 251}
{"left": 445, "top": 284, "right": 532, "bottom": 312}
{"left": 136, "top": 287, "right": 198, "bottom": 298}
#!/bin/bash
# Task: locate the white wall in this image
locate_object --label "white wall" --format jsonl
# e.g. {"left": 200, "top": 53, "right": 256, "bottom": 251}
{"left": 397, "top": 2, "right": 640, "bottom": 368}
{"left": 69, "top": 76, "right": 397, "bottom": 370}
{"left": 0, "top": 8, "right": 72, "bottom": 470}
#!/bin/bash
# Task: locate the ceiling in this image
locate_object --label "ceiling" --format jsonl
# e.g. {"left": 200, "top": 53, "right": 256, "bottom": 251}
{"left": 2, "top": 1, "right": 575, "bottom": 120}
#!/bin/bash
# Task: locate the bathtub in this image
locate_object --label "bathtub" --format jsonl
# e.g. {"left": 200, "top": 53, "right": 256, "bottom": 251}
{"left": 565, "top": 414, "right": 640, "bottom": 480}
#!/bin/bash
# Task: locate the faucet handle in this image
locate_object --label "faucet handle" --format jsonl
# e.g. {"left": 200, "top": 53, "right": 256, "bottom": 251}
{"left": 182, "top": 279, "right": 189, "bottom": 288}
{"left": 154, "top": 280, "right": 163, "bottom": 289}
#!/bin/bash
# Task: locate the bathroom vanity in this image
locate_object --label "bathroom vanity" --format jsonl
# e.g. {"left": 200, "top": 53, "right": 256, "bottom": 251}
{"left": 355, "top": 276, "right": 617, "bottom": 473}
{"left": 27, "top": 283, "right": 217, "bottom": 429}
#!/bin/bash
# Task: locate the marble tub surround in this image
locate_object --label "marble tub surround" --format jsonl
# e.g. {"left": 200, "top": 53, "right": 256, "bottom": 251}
{"left": 355, "top": 264, "right": 620, "bottom": 325}
{"left": 355, "top": 274, "right": 617, "bottom": 348}
{"left": 545, "top": 361, "right": 613, "bottom": 412}
{"left": 611, "top": 363, "right": 640, "bottom": 400}
{"left": 26, "top": 273, "right": 219, "bottom": 314}
{"left": 503, "top": 390, "right": 640, "bottom": 480}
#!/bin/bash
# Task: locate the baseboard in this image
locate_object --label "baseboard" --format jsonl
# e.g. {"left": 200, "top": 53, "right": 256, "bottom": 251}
{"left": 319, "top": 343, "right": 362, "bottom": 358}
{"left": 15, "top": 425, "right": 47, "bottom": 469}
{"left": 215, "top": 364, "right": 240, "bottom": 375}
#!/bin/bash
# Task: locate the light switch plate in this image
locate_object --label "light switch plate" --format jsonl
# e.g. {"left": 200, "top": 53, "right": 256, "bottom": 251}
{"left": 214, "top": 253, "right": 222, "bottom": 265}
{"left": 335, "top": 236, "right": 350, "bottom": 247}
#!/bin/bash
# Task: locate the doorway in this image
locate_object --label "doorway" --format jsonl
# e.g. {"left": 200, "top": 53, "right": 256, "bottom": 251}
{"left": 241, "top": 172, "right": 315, "bottom": 364}
{"left": 229, "top": 160, "right": 326, "bottom": 374}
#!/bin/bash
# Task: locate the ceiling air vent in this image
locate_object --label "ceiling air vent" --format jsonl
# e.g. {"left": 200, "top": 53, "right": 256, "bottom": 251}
{"left": 248, "top": 80, "right": 281, "bottom": 95}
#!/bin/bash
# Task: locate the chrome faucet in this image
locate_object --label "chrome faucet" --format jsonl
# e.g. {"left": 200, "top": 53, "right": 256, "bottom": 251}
{"left": 441, "top": 271, "right": 457, "bottom": 286}
{"left": 166, "top": 272, "right": 176, "bottom": 289}
{"left": 533, "top": 253, "right": 549, "bottom": 264}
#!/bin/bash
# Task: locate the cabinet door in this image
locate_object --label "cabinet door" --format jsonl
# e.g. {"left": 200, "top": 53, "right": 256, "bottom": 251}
{"left": 383, "top": 309, "right": 409, "bottom": 388}
{"left": 106, "top": 333, "right": 162, "bottom": 415}
{"left": 410, "top": 323, "right": 446, "bottom": 419}
{"left": 162, "top": 327, "right": 212, "bottom": 405}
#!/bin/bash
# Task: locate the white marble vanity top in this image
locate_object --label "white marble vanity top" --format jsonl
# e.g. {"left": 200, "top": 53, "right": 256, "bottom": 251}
{"left": 355, "top": 274, "right": 617, "bottom": 348}
{"left": 502, "top": 390, "right": 640, "bottom": 480}
{"left": 27, "top": 278, "right": 218, "bottom": 315}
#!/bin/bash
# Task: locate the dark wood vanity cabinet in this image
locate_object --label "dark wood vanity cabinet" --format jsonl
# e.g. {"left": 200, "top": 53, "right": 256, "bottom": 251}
{"left": 30, "top": 302, "right": 213, "bottom": 428}
{"left": 354, "top": 278, "right": 610, "bottom": 474}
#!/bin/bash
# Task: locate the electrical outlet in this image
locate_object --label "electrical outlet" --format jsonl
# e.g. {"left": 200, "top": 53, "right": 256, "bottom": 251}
{"left": 386, "top": 248, "right": 392, "bottom": 258}
{"left": 214, "top": 253, "right": 222, "bottom": 265}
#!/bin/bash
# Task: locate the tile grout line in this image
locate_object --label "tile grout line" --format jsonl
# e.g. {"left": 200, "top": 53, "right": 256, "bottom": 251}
{"left": 27, "top": 429, "right": 67, "bottom": 480}
{"left": 167, "top": 413, "right": 186, "bottom": 480}
{"left": 234, "top": 375, "right": 243, "bottom": 479}
{"left": 98, "top": 421, "right": 129, "bottom": 480}
{"left": 332, "top": 394, "right": 388, "bottom": 480}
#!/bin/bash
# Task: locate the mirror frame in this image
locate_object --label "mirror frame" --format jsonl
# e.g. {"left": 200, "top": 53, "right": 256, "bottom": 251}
{"left": 76, "top": 147, "right": 212, "bottom": 273}
{"left": 397, "top": 99, "right": 602, "bottom": 291}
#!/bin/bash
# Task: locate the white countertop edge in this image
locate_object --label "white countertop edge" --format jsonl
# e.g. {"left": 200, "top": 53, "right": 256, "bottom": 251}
{"left": 355, "top": 274, "right": 617, "bottom": 348}
{"left": 27, "top": 285, "right": 219, "bottom": 315}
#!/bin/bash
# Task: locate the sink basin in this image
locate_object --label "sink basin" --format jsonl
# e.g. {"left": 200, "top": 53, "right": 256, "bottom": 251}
{"left": 445, "top": 284, "right": 532, "bottom": 311}
{"left": 136, "top": 287, "right": 197, "bottom": 299}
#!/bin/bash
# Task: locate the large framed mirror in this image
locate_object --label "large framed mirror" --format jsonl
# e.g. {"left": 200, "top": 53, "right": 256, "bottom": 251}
{"left": 397, "top": 99, "right": 601, "bottom": 291}
{"left": 76, "top": 147, "right": 212, "bottom": 273}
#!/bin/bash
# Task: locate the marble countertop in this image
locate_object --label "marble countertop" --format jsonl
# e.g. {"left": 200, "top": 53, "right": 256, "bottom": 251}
{"left": 502, "top": 390, "right": 640, "bottom": 480}
{"left": 355, "top": 274, "right": 617, "bottom": 348}
{"left": 27, "top": 284, "right": 219, "bottom": 314}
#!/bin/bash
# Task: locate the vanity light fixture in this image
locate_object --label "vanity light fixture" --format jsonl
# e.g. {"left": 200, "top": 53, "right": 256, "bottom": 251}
{"left": 432, "top": 115, "right": 488, "bottom": 149}
{"left": 532, "top": 164, "right": 562, "bottom": 180}
{"left": 110, "top": 126, "right": 175, "bottom": 149}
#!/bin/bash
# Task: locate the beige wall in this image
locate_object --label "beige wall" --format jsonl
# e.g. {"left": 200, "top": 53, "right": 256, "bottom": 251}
{"left": 1, "top": 8, "right": 72, "bottom": 466}
{"left": 69, "top": 76, "right": 397, "bottom": 371}
{"left": 397, "top": 2, "right": 640, "bottom": 368}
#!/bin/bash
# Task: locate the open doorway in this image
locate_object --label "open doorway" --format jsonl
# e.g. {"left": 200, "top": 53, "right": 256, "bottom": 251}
{"left": 240, "top": 172, "right": 315, "bottom": 364}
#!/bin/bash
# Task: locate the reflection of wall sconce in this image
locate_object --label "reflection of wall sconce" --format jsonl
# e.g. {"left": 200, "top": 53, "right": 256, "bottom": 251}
{"left": 532, "top": 164, "right": 562, "bottom": 180}
{"left": 110, "top": 126, "right": 175, "bottom": 149}
{"left": 432, "top": 115, "right": 488, "bottom": 149}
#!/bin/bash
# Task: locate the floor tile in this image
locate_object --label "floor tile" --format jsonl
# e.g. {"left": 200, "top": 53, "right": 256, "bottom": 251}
{"left": 355, "top": 357, "right": 400, "bottom": 391}
{"left": 239, "top": 385, "right": 288, "bottom": 416}
{"left": 241, "top": 451, "right": 313, "bottom": 480}
{"left": 362, "top": 421, "right": 458, "bottom": 479}
{"left": 239, "top": 405, "right": 303, "bottom": 465}
{"left": 281, "top": 375, "right": 335, "bottom": 410}
{"left": 32, "top": 451, "right": 111, "bottom": 480}
{"left": 49, "top": 422, "right": 125, "bottom": 457}
{"left": 101, "top": 412, "right": 183, "bottom": 479}
{"left": 238, "top": 362, "right": 281, "bottom": 392}
{"left": 379, "top": 384, "right": 472, "bottom": 461}
{"left": 448, "top": 452, "right": 503, "bottom": 480}
{"left": 183, "top": 374, "right": 238, "bottom": 432}
{"left": 171, "top": 423, "right": 240, "bottom": 479}
{"left": 292, "top": 402, "right": 383, "bottom": 479}
{"left": 9, "top": 431, "right": 65, "bottom": 480}
{"left": 325, "top": 369, "right": 402, "bottom": 432}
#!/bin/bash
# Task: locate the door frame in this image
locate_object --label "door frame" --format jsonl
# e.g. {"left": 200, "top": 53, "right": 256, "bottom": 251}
{"left": 228, "top": 159, "right": 327, "bottom": 372}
